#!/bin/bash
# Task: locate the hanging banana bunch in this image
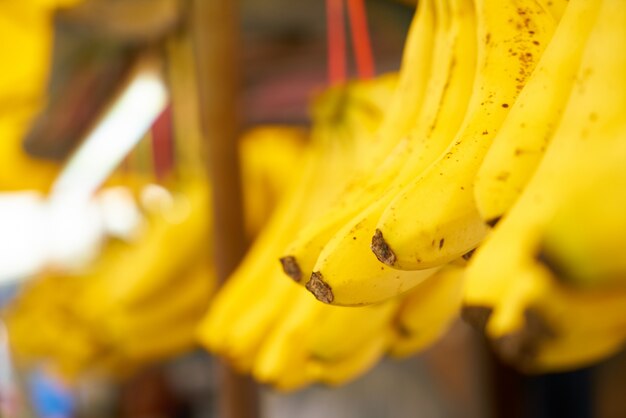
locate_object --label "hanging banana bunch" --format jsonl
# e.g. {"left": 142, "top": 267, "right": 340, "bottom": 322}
{"left": 196, "top": 72, "right": 407, "bottom": 391}
{"left": 2, "top": 124, "right": 307, "bottom": 379}
{"left": 273, "top": 0, "right": 626, "bottom": 376}
{"left": 463, "top": 0, "right": 626, "bottom": 372}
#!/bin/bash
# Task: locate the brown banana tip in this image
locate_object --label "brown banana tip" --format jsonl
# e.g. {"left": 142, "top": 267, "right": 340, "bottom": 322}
{"left": 306, "top": 272, "right": 334, "bottom": 304}
{"left": 279, "top": 256, "right": 302, "bottom": 282}
{"left": 494, "top": 308, "right": 556, "bottom": 370}
{"left": 486, "top": 216, "right": 502, "bottom": 228}
{"left": 494, "top": 333, "right": 537, "bottom": 370}
{"left": 392, "top": 318, "right": 412, "bottom": 339}
{"left": 535, "top": 246, "right": 570, "bottom": 284}
{"left": 371, "top": 229, "right": 396, "bottom": 266}
{"left": 460, "top": 305, "right": 493, "bottom": 332}
{"left": 462, "top": 248, "right": 476, "bottom": 261}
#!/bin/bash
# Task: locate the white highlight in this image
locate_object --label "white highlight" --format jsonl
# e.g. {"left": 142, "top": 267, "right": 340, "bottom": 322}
{"left": 52, "top": 69, "right": 167, "bottom": 200}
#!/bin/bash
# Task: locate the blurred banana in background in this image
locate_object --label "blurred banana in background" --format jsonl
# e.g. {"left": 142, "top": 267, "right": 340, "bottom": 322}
{"left": 3, "top": 125, "right": 307, "bottom": 379}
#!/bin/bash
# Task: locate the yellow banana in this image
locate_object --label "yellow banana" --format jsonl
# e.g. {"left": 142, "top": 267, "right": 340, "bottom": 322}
{"left": 252, "top": 286, "right": 397, "bottom": 390}
{"left": 101, "top": 259, "right": 215, "bottom": 345}
{"left": 308, "top": 332, "right": 390, "bottom": 387}
{"left": 389, "top": 263, "right": 465, "bottom": 357}
{"left": 239, "top": 125, "right": 307, "bottom": 238}
{"left": 297, "top": 0, "right": 477, "bottom": 306}
{"left": 0, "top": 3, "right": 61, "bottom": 192}
{"left": 474, "top": 0, "right": 601, "bottom": 225}
{"left": 280, "top": 0, "right": 438, "bottom": 285}
{"left": 484, "top": 263, "right": 626, "bottom": 372}
{"left": 197, "top": 77, "right": 395, "bottom": 372}
{"left": 374, "top": 0, "right": 555, "bottom": 270}
{"left": 464, "top": 0, "right": 626, "bottom": 370}
{"left": 3, "top": 121, "right": 305, "bottom": 377}
{"left": 250, "top": 289, "right": 315, "bottom": 390}
{"left": 116, "top": 318, "right": 200, "bottom": 370}
{"left": 538, "top": 169, "right": 626, "bottom": 289}
{"left": 540, "top": 0, "right": 569, "bottom": 21}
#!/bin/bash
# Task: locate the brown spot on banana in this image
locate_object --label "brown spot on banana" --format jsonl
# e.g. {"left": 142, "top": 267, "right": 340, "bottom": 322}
{"left": 279, "top": 256, "right": 302, "bottom": 282}
{"left": 486, "top": 216, "right": 502, "bottom": 228}
{"left": 371, "top": 229, "right": 396, "bottom": 266}
{"left": 306, "top": 272, "right": 334, "bottom": 304}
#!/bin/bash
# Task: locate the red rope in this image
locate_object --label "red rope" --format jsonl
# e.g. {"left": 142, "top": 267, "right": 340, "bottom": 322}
{"left": 151, "top": 104, "right": 173, "bottom": 181}
{"left": 347, "top": 0, "right": 375, "bottom": 79}
{"left": 326, "top": 0, "right": 347, "bottom": 84}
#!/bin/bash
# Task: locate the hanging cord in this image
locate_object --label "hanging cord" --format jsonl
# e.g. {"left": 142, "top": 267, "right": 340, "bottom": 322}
{"left": 326, "top": 0, "right": 376, "bottom": 83}
{"left": 326, "top": 0, "right": 347, "bottom": 84}
{"left": 347, "top": 0, "right": 375, "bottom": 79}
{"left": 151, "top": 104, "right": 173, "bottom": 182}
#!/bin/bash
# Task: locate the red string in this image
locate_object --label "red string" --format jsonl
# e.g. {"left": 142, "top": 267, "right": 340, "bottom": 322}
{"left": 151, "top": 104, "right": 173, "bottom": 181}
{"left": 347, "top": 0, "right": 375, "bottom": 79}
{"left": 326, "top": 0, "right": 347, "bottom": 85}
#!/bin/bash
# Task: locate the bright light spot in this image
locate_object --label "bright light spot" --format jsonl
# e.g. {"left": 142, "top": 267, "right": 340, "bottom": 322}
{"left": 140, "top": 184, "right": 191, "bottom": 225}
{"left": 52, "top": 68, "right": 168, "bottom": 201}
{"left": 44, "top": 196, "right": 104, "bottom": 271}
{"left": 98, "top": 187, "right": 143, "bottom": 240}
{"left": 140, "top": 183, "right": 175, "bottom": 215}
{"left": 0, "top": 192, "right": 47, "bottom": 283}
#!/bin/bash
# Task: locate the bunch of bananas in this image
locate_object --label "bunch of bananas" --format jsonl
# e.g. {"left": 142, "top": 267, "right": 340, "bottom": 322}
{"left": 6, "top": 0, "right": 626, "bottom": 392}
{"left": 265, "top": 0, "right": 625, "bottom": 376}
{"left": 463, "top": 0, "right": 626, "bottom": 371}
{"left": 4, "top": 179, "right": 215, "bottom": 378}
{"left": 197, "top": 51, "right": 470, "bottom": 388}
{"left": 3, "top": 126, "right": 306, "bottom": 379}
{"left": 1, "top": 0, "right": 308, "bottom": 381}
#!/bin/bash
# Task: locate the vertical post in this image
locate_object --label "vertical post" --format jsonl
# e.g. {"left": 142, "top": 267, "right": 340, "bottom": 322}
{"left": 189, "top": 1, "right": 259, "bottom": 418}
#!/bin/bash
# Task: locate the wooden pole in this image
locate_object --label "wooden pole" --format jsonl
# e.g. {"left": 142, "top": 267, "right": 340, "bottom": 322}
{"left": 189, "top": 1, "right": 259, "bottom": 417}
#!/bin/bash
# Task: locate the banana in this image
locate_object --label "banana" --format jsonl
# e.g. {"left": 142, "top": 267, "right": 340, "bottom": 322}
{"left": 3, "top": 120, "right": 308, "bottom": 377}
{"left": 197, "top": 77, "right": 395, "bottom": 373}
{"left": 474, "top": 0, "right": 601, "bottom": 225}
{"left": 116, "top": 317, "right": 200, "bottom": 372}
{"left": 250, "top": 288, "right": 315, "bottom": 390}
{"left": 239, "top": 126, "right": 307, "bottom": 238}
{"left": 308, "top": 332, "right": 390, "bottom": 387}
{"left": 540, "top": 0, "right": 569, "bottom": 21}
{"left": 101, "top": 259, "right": 215, "bottom": 345}
{"left": 538, "top": 169, "right": 626, "bottom": 289}
{"left": 0, "top": 3, "right": 62, "bottom": 192}
{"left": 0, "top": 4, "right": 52, "bottom": 105}
{"left": 279, "top": 0, "right": 438, "bottom": 286}
{"left": 389, "top": 262, "right": 465, "bottom": 357}
{"left": 484, "top": 263, "right": 626, "bottom": 372}
{"left": 3, "top": 275, "right": 104, "bottom": 377}
{"left": 463, "top": 0, "right": 626, "bottom": 370}
{"left": 195, "top": 145, "right": 317, "bottom": 369}
{"left": 252, "top": 262, "right": 466, "bottom": 391}
{"left": 252, "top": 284, "right": 398, "bottom": 390}
{"left": 296, "top": 0, "right": 477, "bottom": 306}
{"left": 76, "top": 180, "right": 213, "bottom": 323}
{"left": 373, "top": 0, "right": 555, "bottom": 271}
